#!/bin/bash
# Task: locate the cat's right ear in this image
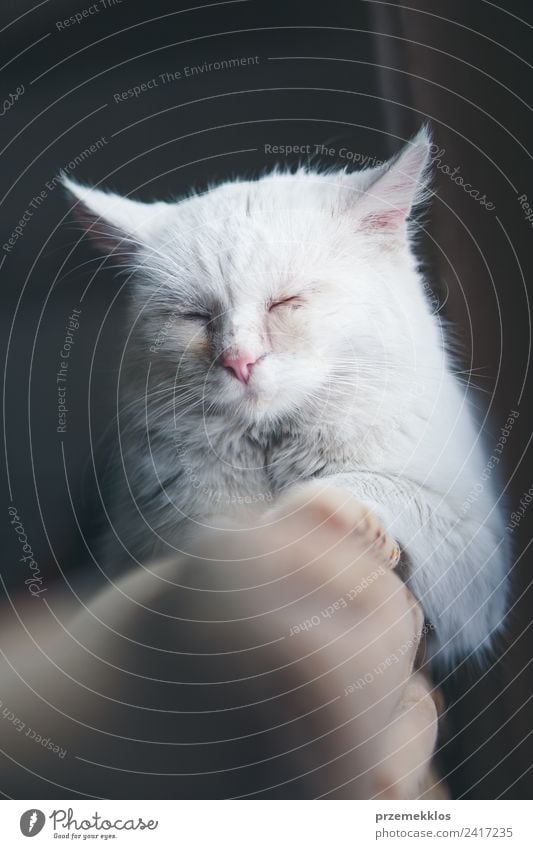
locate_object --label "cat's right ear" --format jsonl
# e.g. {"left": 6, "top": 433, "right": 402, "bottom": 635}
{"left": 61, "top": 176, "right": 168, "bottom": 261}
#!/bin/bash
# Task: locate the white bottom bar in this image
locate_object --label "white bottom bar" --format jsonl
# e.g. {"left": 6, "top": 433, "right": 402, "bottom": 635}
{"left": 1, "top": 799, "right": 531, "bottom": 847}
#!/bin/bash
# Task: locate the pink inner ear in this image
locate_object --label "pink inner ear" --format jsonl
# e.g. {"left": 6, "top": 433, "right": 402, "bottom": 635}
{"left": 360, "top": 208, "right": 408, "bottom": 231}
{"left": 354, "top": 135, "right": 430, "bottom": 233}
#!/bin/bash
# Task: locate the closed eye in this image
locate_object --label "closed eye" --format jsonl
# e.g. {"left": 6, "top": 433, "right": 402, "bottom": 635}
{"left": 268, "top": 296, "right": 303, "bottom": 311}
{"left": 181, "top": 311, "right": 210, "bottom": 322}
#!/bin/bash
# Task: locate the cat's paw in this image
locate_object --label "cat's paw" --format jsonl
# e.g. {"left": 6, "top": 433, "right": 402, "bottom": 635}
{"left": 269, "top": 482, "right": 401, "bottom": 570}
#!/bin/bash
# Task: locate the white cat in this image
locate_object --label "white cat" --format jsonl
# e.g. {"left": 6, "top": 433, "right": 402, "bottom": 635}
{"left": 64, "top": 126, "right": 508, "bottom": 665}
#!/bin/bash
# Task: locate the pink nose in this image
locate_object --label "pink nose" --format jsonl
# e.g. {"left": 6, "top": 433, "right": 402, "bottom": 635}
{"left": 221, "top": 351, "right": 260, "bottom": 384}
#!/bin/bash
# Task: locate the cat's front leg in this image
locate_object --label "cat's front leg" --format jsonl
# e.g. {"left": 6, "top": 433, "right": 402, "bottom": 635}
{"left": 308, "top": 472, "right": 508, "bottom": 664}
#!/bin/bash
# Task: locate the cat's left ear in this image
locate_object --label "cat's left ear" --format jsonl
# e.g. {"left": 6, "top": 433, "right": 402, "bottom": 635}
{"left": 62, "top": 176, "right": 169, "bottom": 258}
{"left": 348, "top": 126, "right": 432, "bottom": 237}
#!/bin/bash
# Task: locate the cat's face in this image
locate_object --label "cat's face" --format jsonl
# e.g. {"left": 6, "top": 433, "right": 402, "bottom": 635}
{"left": 156, "top": 214, "right": 361, "bottom": 419}
{"left": 65, "top": 129, "right": 431, "bottom": 425}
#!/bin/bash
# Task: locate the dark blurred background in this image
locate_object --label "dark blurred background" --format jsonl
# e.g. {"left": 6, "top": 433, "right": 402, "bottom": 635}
{"left": 0, "top": 0, "right": 532, "bottom": 798}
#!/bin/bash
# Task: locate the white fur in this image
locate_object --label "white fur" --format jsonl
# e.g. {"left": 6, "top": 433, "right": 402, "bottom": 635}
{"left": 64, "top": 127, "right": 508, "bottom": 664}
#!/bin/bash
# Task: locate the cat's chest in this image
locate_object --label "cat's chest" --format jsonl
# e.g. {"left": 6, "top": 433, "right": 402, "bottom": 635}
{"left": 173, "top": 426, "right": 271, "bottom": 510}
{"left": 182, "top": 423, "right": 356, "bottom": 501}
{"left": 264, "top": 429, "right": 356, "bottom": 489}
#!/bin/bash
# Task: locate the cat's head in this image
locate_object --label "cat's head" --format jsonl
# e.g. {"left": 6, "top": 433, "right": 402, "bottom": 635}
{"left": 64, "top": 127, "right": 433, "bottom": 427}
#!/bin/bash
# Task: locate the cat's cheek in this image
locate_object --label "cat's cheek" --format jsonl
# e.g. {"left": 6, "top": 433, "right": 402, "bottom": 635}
{"left": 268, "top": 311, "right": 312, "bottom": 354}
{"left": 250, "top": 360, "right": 276, "bottom": 394}
{"left": 188, "top": 337, "right": 211, "bottom": 358}
{"left": 252, "top": 361, "right": 318, "bottom": 412}
{"left": 173, "top": 325, "right": 210, "bottom": 356}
